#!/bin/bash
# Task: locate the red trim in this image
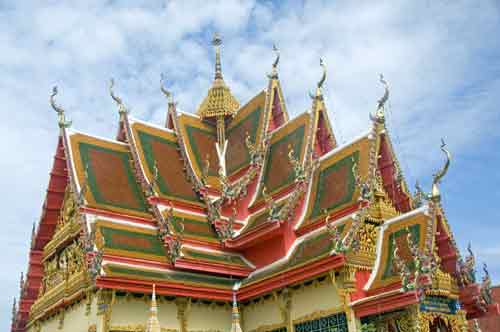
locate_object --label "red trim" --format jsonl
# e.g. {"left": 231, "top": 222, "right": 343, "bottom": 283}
{"left": 13, "top": 137, "right": 68, "bottom": 332}
{"left": 96, "top": 277, "right": 232, "bottom": 301}
{"left": 238, "top": 254, "right": 345, "bottom": 300}
{"left": 174, "top": 257, "right": 252, "bottom": 277}
{"left": 248, "top": 184, "right": 296, "bottom": 214}
{"left": 80, "top": 207, "right": 155, "bottom": 225}
{"left": 377, "top": 134, "right": 411, "bottom": 213}
{"left": 148, "top": 196, "right": 206, "bottom": 214}
{"left": 295, "top": 202, "right": 364, "bottom": 237}
{"left": 225, "top": 220, "right": 282, "bottom": 249}
{"left": 352, "top": 289, "right": 419, "bottom": 318}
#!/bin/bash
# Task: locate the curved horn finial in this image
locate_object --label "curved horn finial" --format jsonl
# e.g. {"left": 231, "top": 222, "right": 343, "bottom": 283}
{"left": 317, "top": 58, "right": 326, "bottom": 89}
{"left": 50, "top": 86, "right": 71, "bottom": 128}
{"left": 160, "top": 73, "right": 173, "bottom": 103}
{"left": 109, "top": 78, "right": 127, "bottom": 115}
{"left": 377, "top": 74, "right": 389, "bottom": 109}
{"left": 50, "top": 86, "right": 63, "bottom": 114}
{"left": 374, "top": 74, "right": 389, "bottom": 122}
{"left": 431, "top": 138, "right": 451, "bottom": 201}
{"left": 270, "top": 44, "right": 280, "bottom": 77}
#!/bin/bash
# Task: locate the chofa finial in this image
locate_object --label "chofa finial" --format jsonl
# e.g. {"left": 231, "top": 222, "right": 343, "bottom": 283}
{"left": 373, "top": 74, "right": 389, "bottom": 122}
{"left": 269, "top": 44, "right": 280, "bottom": 78}
{"left": 50, "top": 86, "right": 71, "bottom": 128}
{"left": 309, "top": 58, "right": 327, "bottom": 99}
{"left": 431, "top": 138, "right": 451, "bottom": 202}
{"left": 109, "top": 78, "right": 128, "bottom": 115}
{"left": 160, "top": 73, "right": 173, "bottom": 104}
{"left": 317, "top": 58, "right": 326, "bottom": 89}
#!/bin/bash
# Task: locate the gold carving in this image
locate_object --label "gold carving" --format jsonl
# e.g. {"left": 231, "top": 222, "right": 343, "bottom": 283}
{"left": 110, "top": 325, "right": 177, "bottom": 332}
{"left": 292, "top": 307, "right": 344, "bottom": 325}
{"left": 43, "top": 187, "right": 82, "bottom": 259}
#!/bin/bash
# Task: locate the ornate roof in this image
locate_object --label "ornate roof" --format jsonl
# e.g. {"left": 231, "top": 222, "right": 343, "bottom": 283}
{"left": 15, "top": 42, "right": 497, "bottom": 332}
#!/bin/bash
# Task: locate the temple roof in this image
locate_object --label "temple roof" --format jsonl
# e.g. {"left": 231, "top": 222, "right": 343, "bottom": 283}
{"left": 17, "top": 41, "right": 498, "bottom": 332}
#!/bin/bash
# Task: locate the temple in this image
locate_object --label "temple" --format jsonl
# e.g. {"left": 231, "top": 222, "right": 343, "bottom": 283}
{"left": 11, "top": 35, "right": 499, "bottom": 332}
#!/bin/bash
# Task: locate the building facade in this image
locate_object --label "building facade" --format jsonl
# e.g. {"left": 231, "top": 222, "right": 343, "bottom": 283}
{"left": 11, "top": 36, "right": 499, "bottom": 332}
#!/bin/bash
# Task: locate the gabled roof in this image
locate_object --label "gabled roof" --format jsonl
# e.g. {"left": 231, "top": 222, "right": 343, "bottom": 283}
{"left": 251, "top": 112, "right": 311, "bottom": 205}
{"left": 226, "top": 91, "right": 266, "bottom": 177}
{"left": 176, "top": 113, "right": 219, "bottom": 188}
{"left": 128, "top": 119, "right": 203, "bottom": 206}
{"left": 363, "top": 206, "right": 433, "bottom": 291}
{"left": 242, "top": 216, "right": 352, "bottom": 287}
{"left": 295, "top": 130, "right": 375, "bottom": 232}
{"left": 66, "top": 130, "right": 151, "bottom": 219}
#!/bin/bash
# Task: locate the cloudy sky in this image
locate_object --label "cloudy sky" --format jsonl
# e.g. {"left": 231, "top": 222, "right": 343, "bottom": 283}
{"left": 2, "top": 0, "right": 500, "bottom": 329}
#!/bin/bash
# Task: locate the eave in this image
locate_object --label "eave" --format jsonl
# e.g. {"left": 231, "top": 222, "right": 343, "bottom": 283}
{"left": 174, "top": 257, "right": 252, "bottom": 277}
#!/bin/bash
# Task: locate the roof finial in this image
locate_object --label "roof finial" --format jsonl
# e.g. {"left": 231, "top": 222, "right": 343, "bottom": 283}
{"left": 230, "top": 291, "right": 242, "bottom": 332}
{"left": 212, "top": 32, "right": 223, "bottom": 81}
{"left": 50, "top": 86, "right": 71, "bottom": 128}
{"left": 270, "top": 44, "right": 280, "bottom": 78}
{"left": 146, "top": 284, "right": 161, "bottom": 332}
{"left": 310, "top": 58, "right": 326, "bottom": 99}
{"left": 30, "top": 222, "right": 37, "bottom": 249}
{"left": 430, "top": 138, "right": 451, "bottom": 202}
{"left": 11, "top": 297, "right": 17, "bottom": 325}
{"left": 160, "top": 73, "right": 173, "bottom": 104}
{"left": 375, "top": 74, "right": 389, "bottom": 122}
{"left": 109, "top": 78, "right": 128, "bottom": 115}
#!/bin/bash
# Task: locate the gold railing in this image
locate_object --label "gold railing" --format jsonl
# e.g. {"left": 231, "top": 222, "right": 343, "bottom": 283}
{"left": 30, "top": 269, "right": 89, "bottom": 321}
{"left": 43, "top": 219, "right": 81, "bottom": 260}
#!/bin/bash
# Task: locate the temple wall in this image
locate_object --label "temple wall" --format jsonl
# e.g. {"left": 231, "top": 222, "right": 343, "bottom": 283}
{"left": 29, "top": 297, "right": 99, "bottom": 332}
{"left": 243, "top": 297, "right": 282, "bottom": 332}
{"left": 291, "top": 279, "right": 343, "bottom": 322}
{"left": 110, "top": 296, "right": 179, "bottom": 331}
{"left": 186, "top": 301, "right": 232, "bottom": 332}
{"left": 243, "top": 278, "right": 344, "bottom": 332}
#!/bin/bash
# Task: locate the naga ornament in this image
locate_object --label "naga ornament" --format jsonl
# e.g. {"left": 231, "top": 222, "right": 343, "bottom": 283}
{"left": 370, "top": 74, "right": 389, "bottom": 123}
{"left": 268, "top": 44, "right": 280, "bottom": 79}
{"left": 430, "top": 139, "right": 451, "bottom": 202}
{"left": 109, "top": 78, "right": 128, "bottom": 115}
{"left": 50, "top": 86, "right": 72, "bottom": 128}
{"left": 162, "top": 207, "right": 184, "bottom": 263}
{"left": 458, "top": 243, "right": 476, "bottom": 286}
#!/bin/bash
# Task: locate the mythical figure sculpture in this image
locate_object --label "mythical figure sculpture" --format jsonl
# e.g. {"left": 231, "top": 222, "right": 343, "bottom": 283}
{"left": 161, "top": 207, "right": 184, "bottom": 263}
{"left": 480, "top": 263, "right": 493, "bottom": 305}
{"left": 459, "top": 243, "right": 476, "bottom": 286}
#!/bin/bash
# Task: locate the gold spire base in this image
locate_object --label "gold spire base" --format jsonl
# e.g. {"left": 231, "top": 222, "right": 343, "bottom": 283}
{"left": 197, "top": 79, "right": 239, "bottom": 119}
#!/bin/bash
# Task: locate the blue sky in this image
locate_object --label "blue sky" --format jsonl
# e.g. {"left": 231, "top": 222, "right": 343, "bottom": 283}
{"left": 1, "top": 1, "right": 500, "bottom": 329}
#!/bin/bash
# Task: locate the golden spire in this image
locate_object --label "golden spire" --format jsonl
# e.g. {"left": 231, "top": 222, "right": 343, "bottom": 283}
{"left": 213, "top": 32, "right": 223, "bottom": 81}
{"left": 197, "top": 32, "right": 239, "bottom": 121}
{"left": 430, "top": 138, "right": 451, "bottom": 202}
{"left": 145, "top": 284, "right": 161, "bottom": 332}
{"left": 230, "top": 291, "right": 242, "bottom": 332}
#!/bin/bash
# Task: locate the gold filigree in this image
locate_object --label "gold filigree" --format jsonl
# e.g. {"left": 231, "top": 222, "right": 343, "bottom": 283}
{"left": 292, "top": 307, "right": 344, "bottom": 325}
